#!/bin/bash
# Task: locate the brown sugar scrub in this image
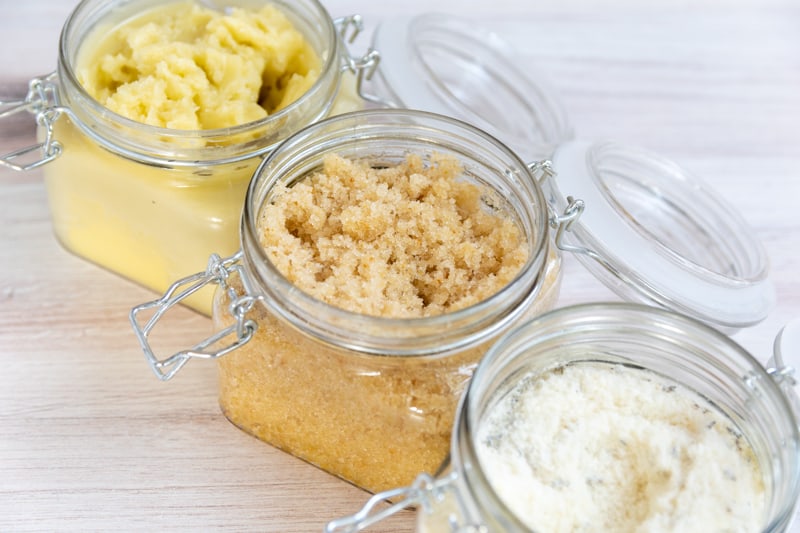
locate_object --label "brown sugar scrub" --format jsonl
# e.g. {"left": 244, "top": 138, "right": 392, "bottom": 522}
{"left": 214, "top": 152, "right": 551, "bottom": 492}
{"left": 258, "top": 153, "right": 530, "bottom": 317}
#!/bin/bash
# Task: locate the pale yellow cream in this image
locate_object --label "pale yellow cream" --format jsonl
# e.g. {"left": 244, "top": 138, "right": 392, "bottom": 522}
{"left": 78, "top": 1, "right": 321, "bottom": 129}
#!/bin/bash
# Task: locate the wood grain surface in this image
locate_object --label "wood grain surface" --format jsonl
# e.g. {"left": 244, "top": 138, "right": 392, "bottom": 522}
{"left": 1, "top": 0, "right": 799, "bottom": 531}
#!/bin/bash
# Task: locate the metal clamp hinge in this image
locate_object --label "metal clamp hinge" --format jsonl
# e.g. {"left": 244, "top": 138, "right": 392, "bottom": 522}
{"left": 333, "top": 15, "right": 388, "bottom": 108}
{"left": 767, "top": 364, "right": 796, "bottom": 387}
{"left": 550, "top": 195, "right": 587, "bottom": 254}
{"left": 768, "top": 320, "right": 800, "bottom": 386}
{"left": 528, "top": 160, "right": 555, "bottom": 184}
{"left": 1, "top": 73, "right": 65, "bottom": 171}
{"left": 529, "top": 160, "right": 600, "bottom": 260}
{"left": 763, "top": 319, "right": 800, "bottom": 429}
{"left": 130, "top": 251, "right": 257, "bottom": 381}
{"left": 325, "top": 472, "right": 475, "bottom": 532}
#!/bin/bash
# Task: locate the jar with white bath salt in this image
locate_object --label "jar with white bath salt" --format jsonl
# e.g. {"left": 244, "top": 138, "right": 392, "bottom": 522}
{"left": 0, "top": 0, "right": 376, "bottom": 314}
{"left": 327, "top": 305, "right": 800, "bottom": 532}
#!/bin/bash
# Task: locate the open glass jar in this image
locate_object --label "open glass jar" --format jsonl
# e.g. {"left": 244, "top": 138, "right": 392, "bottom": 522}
{"left": 327, "top": 304, "right": 800, "bottom": 532}
{"left": 131, "top": 109, "right": 563, "bottom": 493}
{"left": 0, "top": 0, "right": 375, "bottom": 314}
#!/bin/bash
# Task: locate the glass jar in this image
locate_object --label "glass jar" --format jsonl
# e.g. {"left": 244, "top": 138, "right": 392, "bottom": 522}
{"left": 0, "top": 0, "right": 374, "bottom": 315}
{"left": 327, "top": 303, "right": 800, "bottom": 532}
{"left": 131, "top": 109, "right": 563, "bottom": 493}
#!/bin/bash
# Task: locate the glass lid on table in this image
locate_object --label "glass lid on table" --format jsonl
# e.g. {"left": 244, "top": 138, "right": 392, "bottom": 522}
{"left": 537, "top": 139, "right": 774, "bottom": 331}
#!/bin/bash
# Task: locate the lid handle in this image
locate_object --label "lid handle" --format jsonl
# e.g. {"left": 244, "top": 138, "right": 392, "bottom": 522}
{"left": 1, "top": 73, "right": 64, "bottom": 172}
{"left": 129, "top": 251, "right": 257, "bottom": 381}
{"left": 325, "top": 472, "right": 458, "bottom": 532}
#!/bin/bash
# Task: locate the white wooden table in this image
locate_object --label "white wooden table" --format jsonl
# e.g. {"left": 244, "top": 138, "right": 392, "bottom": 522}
{"left": 2, "top": 0, "right": 799, "bottom": 530}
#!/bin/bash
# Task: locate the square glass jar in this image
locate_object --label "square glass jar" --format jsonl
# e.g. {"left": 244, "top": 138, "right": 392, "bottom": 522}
{"left": 133, "top": 109, "right": 562, "bottom": 492}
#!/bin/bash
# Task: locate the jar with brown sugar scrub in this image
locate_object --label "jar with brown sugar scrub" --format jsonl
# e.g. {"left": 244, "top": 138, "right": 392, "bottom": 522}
{"left": 132, "top": 109, "right": 562, "bottom": 493}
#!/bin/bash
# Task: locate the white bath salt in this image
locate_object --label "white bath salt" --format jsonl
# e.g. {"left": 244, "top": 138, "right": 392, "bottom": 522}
{"left": 476, "top": 363, "right": 766, "bottom": 532}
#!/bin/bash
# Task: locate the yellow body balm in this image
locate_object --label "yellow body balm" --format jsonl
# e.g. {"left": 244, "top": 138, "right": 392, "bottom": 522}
{"left": 78, "top": 2, "right": 320, "bottom": 129}
{"left": 44, "top": 1, "right": 354, "bottom": 314}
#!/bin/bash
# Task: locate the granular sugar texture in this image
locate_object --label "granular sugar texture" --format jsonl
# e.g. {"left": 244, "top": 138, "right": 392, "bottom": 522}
{"left": 258, "top": 153, "right": 528, "bottom": 317}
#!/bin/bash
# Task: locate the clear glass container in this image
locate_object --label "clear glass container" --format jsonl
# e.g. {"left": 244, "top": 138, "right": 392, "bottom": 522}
{"left": 0, "top": 0, "right": 370, "bottom": 315}
{"left": 131, "top": 109, "right": 563, "bottom": 493}
{"left": 327, "top": 303, "right": 800, "bottom": 532}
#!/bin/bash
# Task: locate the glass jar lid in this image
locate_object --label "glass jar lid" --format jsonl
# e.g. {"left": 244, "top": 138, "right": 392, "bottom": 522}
{"left": 370, "top": 13, "right": 574, "bottom": 160}
{"left": 541, "top": 139, "right": 775, "bottom": 330}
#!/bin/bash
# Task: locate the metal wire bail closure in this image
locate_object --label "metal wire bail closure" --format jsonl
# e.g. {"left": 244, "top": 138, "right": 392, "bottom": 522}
{"left": 767, "top": 319, "right": 800, "bottom": 424}
{"left": 0, "top": 73, "right": 65, "bottom": 171}
{"left": 528, "top": 159, "right": 587, "bottom": 256}
{"left": 324, "top": 472, "right": 485, "bottom": 533}
{"left": 130, "top": 251, "right": 257, "bottom": 381}
{"left": 334, "top": 14, "right": 385, "bottom": 107}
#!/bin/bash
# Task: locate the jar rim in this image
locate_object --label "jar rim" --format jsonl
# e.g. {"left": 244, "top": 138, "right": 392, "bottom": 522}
{"left": 239, "top": 108, "right": 552, "bottom": 356}
{"left": 456, "top": 302, "right": 800, "bottom": 531}
{"left": 56, "top": 0, "right": 342, "bottom": 165}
